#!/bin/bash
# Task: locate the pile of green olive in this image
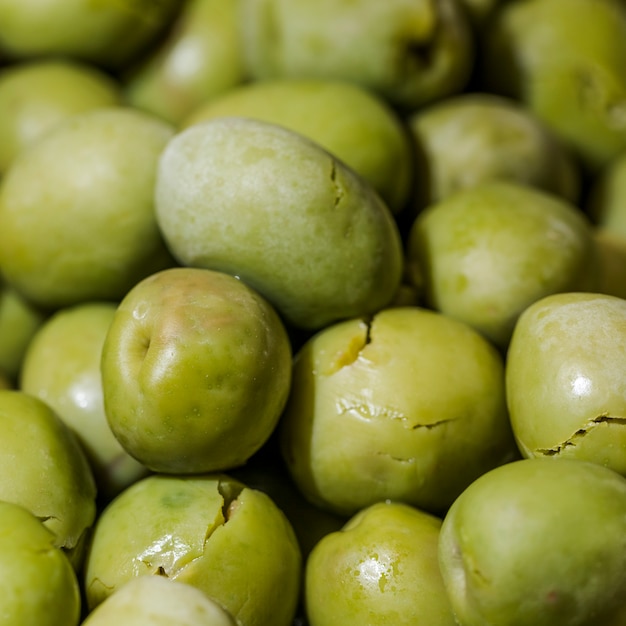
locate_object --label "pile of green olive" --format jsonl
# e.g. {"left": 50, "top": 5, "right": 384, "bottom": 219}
{"left": 0, "top": 1, "right": 625, "bottom": 625}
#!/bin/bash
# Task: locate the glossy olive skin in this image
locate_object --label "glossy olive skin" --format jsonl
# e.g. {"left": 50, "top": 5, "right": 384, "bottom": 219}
{"left": 155, "top": 116, "right": 403, "bottom": 331}
{"left": 305, "top": 500, "right": 456, "bottom": 626}
{"left": 101, "top": 267, "right": 292, "bottom": 474}
{"left": 20, "top": 302, "right": 148, "bottom": 503}
{"left": 506, "top": 292, "right": 626, "bottom": 476}
{"left": 0, "top": 58, "right": 121, "bottom": 174}
{"left": 84, "top": 474, "right": 302, "bottom": 626}
{"left": 281, "top": 306, "right": 517, "bottom": 517}
{"left": 407, "top": 181, "right": 598, "bottom": 349}
{"left": 0, "top": 501, "right": 81, "bottom": 626}
{"left": 439, "top": 458, "right": 626, "bottom": 626}
{"left": 0, "top": 390, "right": 97, "bottom": 569}
{"left": 0, "top": 107, "right": 176, "bottom": 310}
{"left": 239, "top": 0, "right": 474, "bottom": 111}
{"left": 184, "top": 78, "right": 413, "bottom": 214}
{"left": 82, "top": 577, "right": 237, "bottom": 626}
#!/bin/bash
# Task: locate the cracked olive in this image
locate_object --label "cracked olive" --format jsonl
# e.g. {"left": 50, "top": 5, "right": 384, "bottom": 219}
{"left": 506, "top": 291, "right": 626, "bottom": 476}
{"left": 155, "top": 116, "right": 403, "bottom": 330}
{"left": 280, "top": 306, "right": 518, "bottom": 517}
{"left": 84, "top": 474, "right": 302, "bottom": 626}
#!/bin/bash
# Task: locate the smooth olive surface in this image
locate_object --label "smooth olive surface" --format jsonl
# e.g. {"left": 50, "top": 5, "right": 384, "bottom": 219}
{"left": 20, "top": 302, "right": 148, "bottom": 502}
{"left": 409, "top": 92, "right": 580, "bottom": 208}
{"left": 0, "top": 58, "right": 121, "bottom": 174}
{"left": 306, "top": 501, "right": 456, "bottom": 625}
{"left": 0, "top": 501, "right": 81, "bottom": 626}
{"left": 101, "top": 267, "right": 292, "bottom": 474}
{"left": 82, "top": 577, "right": 237, "bottom": 626}
{"left": 0, "top": 107, "right": 176, "bottom": 310}
{"left": 0, "top": 390, "right": 97, "bottom": 569}
{"left": 439, "top": 458, "right": 626, "bottom": 625}
{"left": 407, "top": 181, "right": 598, "bottom": 349}
{"left": 125, "top": 0, "right": 245, "bottom": 125}
{"left": 0, "top": 0, "right": 180, "bottom": 69}
{"left": 0, "top": 277, "right": 45, "bottom": 381}
{"left": 184, "top": 78, "right": 413, "bottom": 214}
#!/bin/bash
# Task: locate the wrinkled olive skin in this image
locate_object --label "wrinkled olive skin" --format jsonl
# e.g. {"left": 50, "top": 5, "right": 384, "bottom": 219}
{"left": 281, "top": 306, "right": 517, "bottom": 517}
{"left": 506, "top": 292, "right": 626, "bottom": 476}
{"left": 20, "top": 302, "right": 148, "bottom": 503}
{"left": 155, "top": 117, "right": 403, "bottom": 331}
{"left": 407, "top": 181, "right": 598, "bottom": 349}
{"left": 82, "top": 577, "right": 237, "bottom": 626}
{"left": 84, "top": 474, "right": 302, "bottom": 626}
{"left": 238, "top": 0, "right": 474, "bottom": 111}
{"left": 101, "top": 267, "right": 292, "bottom": 474}
{"left": 0, "top": 108, "right": 176, "bottom": 310}
{"left": 439, "top": 458, "right": 626, "bottom": 626}
{"left": 0, "top": 501, "right": 81, "bottom": 626}
{"left": 184, "top": 78, "right": 413, "bottom": 214}
{"left": 306, "top": 501, "right": 456, "bottom": 626}
{"left": 482, "top": 0, "right": 626, "bottom": 172}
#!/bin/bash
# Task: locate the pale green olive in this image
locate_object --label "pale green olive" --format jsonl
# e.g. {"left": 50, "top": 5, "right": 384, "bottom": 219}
{"left": 482, "top": 0, "right": 626, "bottom": 172}
{"left": 82, "top": 577, "right": 237, "bottom": 626}
{"left": 439, "top": 458, "right": 626, "bottom": 625}
{"left": 506, "top": 291, "right": 626, "bottom": 476}
{"left": 84, "top": 474, "right": 302, "bottom": 626}
{"left": 0, "top": 58, "right": 121, "bottom": 174}
{"left": 20, "top": 302, "right": 148, "bottom": 503}
{"left": 0, "top": 500, "right": 81, "bottom": 626}
{"left": 155, "top": 116, "right": 403, "bottom": 330}
{"left": 0, "top": 0, "right": 180, "bottom": 69}
{"left": 305, "top": 500, "right": 456, "bottom": 625}
{"left": 101, "top": 267, "right": 292, "bottom": 474}
{"left": 125, "top": 0, "right": 246, "bottom": 125}
{"left": 0, "top": 276, "right": 46, "bottom": 382}
{"left": 280, "top": 306, "right": 517, "bottom": 517}
{"left": 0, "top": 390, "right": 97, "bottom": 569}
{"left": 238, "top": 0, "right": 474, "bottom": 111}
{"left": 407, "top": 181, "right": 598, "bottom": 349}
{"left": 0, "top": 107, "right": 176, "bottom": 310}
{"left": 409, "top": 92, "right": 581, "bottom": 209}
{"left": 184, "top": 78, "right": 414, "bottom": 214}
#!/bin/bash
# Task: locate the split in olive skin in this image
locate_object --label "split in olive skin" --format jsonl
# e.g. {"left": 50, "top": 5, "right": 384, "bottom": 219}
{"left": 84, "top": 474, "right": 302, "bottom": 626}
{"left": 506, "top": 291, "right": 626, "bottom": 476}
